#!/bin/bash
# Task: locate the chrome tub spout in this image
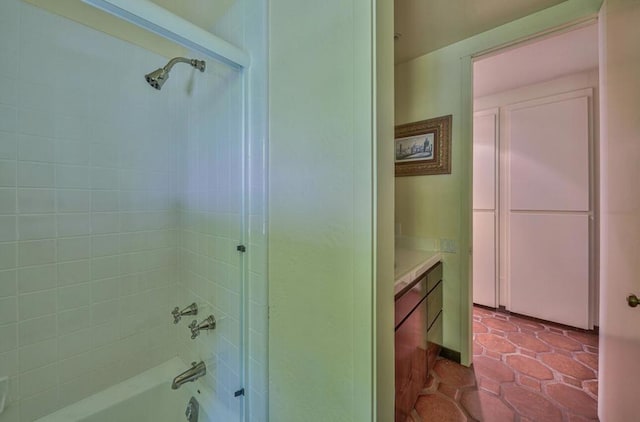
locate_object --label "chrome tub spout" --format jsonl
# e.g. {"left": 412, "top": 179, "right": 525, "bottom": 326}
{"left": 171, "top": 361, "right": 206, "bottom": 390}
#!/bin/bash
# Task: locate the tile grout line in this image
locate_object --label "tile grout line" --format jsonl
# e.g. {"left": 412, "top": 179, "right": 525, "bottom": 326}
{"left": 411, "top": 306, "right": 599, "bottom": 421}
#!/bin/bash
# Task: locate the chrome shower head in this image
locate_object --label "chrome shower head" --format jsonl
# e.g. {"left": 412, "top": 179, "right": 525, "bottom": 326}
{"left": 145, "top": 57, "right": 206, "bottom": 90}
{"left": 145, "top": 67, "right": 169, "bottom": 90}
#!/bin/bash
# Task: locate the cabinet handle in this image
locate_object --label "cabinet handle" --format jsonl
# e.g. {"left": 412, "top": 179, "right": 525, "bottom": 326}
{"left": 627, "top": 294, "right": 640, "bottom": 308}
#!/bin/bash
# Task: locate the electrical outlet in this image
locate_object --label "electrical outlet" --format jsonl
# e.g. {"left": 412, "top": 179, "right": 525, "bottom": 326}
{"left": 440, "top": 239, "right": 457, "bottom": 253}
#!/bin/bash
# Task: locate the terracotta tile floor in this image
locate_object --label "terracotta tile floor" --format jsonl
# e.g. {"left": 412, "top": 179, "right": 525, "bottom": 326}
{"left": 409, "top": 306, "right": 599, "bottom": 421}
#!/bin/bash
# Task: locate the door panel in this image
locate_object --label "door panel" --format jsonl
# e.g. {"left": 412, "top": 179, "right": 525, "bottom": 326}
{"left": 505, "top": 92, "right": 592, "bottom": 328}
{"left": 599, "top": 0, "right": 640, "bottom": 419}
{"left": 509, "top": 213, "right": 590, "bottom": 328}
{"left": 509, "top": 96, "right": 590, "bottom": 212}
{"left": 473, "top": 110, "right": 498, "bottom": 307}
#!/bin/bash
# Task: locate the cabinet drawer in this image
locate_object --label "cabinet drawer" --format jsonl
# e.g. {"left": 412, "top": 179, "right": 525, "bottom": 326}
{"left": 426, "top": 281, "right": 443, "bottom": 330}
{"left": 394, "top": 275, "right": 427, "bottom": 328}
{"left": 424, "top": 262, "right": 443, "bottom": 293}
{"left": 427, "top": 308, "right": 443, "bottom": 344}
{"left": 395, "top": 299, "right": 428, "bottom": 422}
{"left": 427, "top": 310, "right": 443, "bottom": 372}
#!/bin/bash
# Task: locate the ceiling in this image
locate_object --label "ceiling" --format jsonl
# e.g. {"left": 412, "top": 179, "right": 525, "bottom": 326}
{"left": 473, "top": 23, "right": 598, "bottom": 97}
{"left": 394, "top": 0, "right": 569, "bottom": 64}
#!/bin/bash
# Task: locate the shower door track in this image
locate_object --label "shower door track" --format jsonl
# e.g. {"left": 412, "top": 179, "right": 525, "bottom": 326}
{"left": 82, "top": 0, "right": 250, "bottom": 69}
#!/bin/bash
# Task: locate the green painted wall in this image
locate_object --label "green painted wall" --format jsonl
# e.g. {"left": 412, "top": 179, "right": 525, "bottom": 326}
{"left": 268, "top": 0, "right": 393, "bottom": 419}
{"left": 394, "top": 0, "right": 603, "bottom": 365}
{"left": 376, "top": 0, "right": 396, "bottom": 419}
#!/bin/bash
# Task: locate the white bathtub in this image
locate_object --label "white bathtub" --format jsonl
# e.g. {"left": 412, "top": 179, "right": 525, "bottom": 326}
{"left": 36, "top": 358, "right": 209, "bottom": 422}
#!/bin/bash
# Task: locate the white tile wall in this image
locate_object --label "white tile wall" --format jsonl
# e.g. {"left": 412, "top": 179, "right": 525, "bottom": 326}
{"left": 0, "top": 1, "right": 268, "bottom": 421}
{"left": 0, "top": 2, "right": 185, "bottom": 420}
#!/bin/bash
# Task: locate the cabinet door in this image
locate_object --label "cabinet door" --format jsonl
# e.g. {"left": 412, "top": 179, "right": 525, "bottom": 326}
{"left": 505, "top": 91, "right": 592, "bottom": 329}
{"left": 473, "top": 112, "right": 497, "bottom": 210}
{"left": 473, "top": 110, "right": 498, "bottom": 307}
{"left": 509, "top": 96, "right": 589, "bottom": 212}
{"left": 509, "top": 213, "right": 590, "bottom": 328}
{"left": 394, "top": 299, "right": 428, "bottom": 422}
{"left": 473, "top": 211, "right": 497, "bottom": 307}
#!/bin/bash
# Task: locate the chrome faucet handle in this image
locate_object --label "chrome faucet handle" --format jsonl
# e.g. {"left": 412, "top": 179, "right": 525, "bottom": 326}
{"left": 172, "top": 307, "right": 181, "bottom": 324}
{"left": 189, "top": 320, "right": 199, "bottom": 339}
{"left": 172, "top": 303, "right": 198, "bottom": 324}
{"left": 189, "top": 315, "right": 216, "bottom": 339}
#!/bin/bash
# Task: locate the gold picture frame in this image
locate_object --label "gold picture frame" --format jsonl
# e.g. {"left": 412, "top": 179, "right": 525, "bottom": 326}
{"left": 394, "top": 115, "right": 452, "bottom": 177}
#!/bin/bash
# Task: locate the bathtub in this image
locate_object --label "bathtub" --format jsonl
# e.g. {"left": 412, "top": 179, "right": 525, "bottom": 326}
{"left": 36, "top": 358, "right": 210, "bottom": 422}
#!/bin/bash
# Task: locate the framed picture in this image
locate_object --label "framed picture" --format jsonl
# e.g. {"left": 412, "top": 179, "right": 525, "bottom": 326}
{"left": 395, "top": 115, "right": 452, "bottom": 176}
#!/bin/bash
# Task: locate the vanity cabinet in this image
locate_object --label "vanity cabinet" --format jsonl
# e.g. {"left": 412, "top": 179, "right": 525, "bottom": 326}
{"left": 394, "top": 261, "right": 443, "bottom": 422}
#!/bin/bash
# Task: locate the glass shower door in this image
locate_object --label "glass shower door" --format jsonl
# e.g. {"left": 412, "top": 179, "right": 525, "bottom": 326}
{"left": 178, "top": 61, "right": 246, "bottom": 421}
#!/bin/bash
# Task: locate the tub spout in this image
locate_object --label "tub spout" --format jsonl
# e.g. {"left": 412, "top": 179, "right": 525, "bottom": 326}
{"left": 171, "top": 361, "right": 206, "bottom": 390}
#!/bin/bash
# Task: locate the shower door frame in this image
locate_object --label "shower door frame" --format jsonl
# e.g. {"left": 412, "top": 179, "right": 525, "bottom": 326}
{"left": 80, "top": 0, "right": 255, "bottom": 420}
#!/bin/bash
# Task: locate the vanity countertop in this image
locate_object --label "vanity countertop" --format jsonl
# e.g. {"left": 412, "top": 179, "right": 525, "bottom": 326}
{"left": 394, "top": 248, "right": 442, "bottom": 295}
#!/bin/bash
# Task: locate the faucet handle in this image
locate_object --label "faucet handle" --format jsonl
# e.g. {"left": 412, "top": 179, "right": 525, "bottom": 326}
{"left": 189, "top": 320, "right": 199, "bottom": 339}
{"left": 172, "top": 303, "right": 198, "bottom": 324}
{"left": 189, "top": 315, "right": 216, "bottom": 340}
{"left": 171, "top": 307, "right": 181, "bottom": 324}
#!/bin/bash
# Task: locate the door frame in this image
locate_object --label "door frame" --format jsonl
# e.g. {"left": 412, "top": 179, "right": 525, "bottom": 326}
{"left": 464, "top": 17, "right": 601, "bottom": 356}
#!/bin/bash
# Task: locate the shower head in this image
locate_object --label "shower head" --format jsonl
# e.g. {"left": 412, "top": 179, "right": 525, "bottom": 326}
{"left": 145, "top": 57, "right": 206, "bottom": 90}
{"left": 145, "top": 67, "right": 169, "bottom": 90}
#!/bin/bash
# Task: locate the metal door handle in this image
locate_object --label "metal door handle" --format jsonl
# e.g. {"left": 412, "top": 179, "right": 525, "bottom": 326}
{"left": 627, "top": 294, "right": 640, "bottom": 308}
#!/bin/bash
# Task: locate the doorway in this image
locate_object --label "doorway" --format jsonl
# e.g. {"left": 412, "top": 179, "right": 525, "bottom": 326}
{"left": 465, "top": 21, "right": 601, "bottom": 420}
{"left": 471, "top": 22, "right": 600, "bottom": 329}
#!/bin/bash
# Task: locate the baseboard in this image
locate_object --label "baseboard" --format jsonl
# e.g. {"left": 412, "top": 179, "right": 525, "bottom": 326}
{"left": 438, "top": 346, "right": 461, "bottom": 364}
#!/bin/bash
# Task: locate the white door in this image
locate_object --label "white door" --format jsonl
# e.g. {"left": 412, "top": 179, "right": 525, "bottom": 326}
{"left": 473, "top": 110, "right": 498, "bottom": 307}
{"left": 505, "top": 91, "right": 592, "bottom": 328}
{"left": 598, "top": 0, "right": 640, "bottom": 419}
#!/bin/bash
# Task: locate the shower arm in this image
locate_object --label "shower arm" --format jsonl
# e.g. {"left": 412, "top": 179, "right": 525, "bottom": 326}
{"left": 163, "top": 57, "right": 206, "bottom": 73}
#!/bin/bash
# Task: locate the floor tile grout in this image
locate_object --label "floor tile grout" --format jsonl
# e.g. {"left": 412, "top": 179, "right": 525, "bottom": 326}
{"left": 410, "top": 306, "right": 599, "bottom": 421}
